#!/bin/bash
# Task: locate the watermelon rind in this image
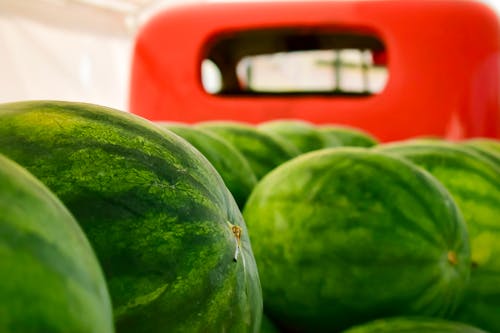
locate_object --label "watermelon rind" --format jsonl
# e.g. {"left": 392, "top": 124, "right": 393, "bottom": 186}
{"left": 0, "top": 153, "right": 114, "bottom": 333}
{"left": 0, "top": 101, "right": 263, "bottom": 333}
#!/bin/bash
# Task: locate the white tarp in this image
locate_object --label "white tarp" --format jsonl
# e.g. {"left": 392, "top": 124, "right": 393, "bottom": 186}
{"left": 0, "top": 0, "right": 180, "bottom": 111}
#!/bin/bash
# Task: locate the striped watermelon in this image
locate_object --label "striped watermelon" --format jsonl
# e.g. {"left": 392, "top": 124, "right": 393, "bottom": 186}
{"left": 243, "top": 148, "right": 470, "bottom": 332}
{"left": 158, "top": 122, "right": 257, "bottom": 209}
{"left": 0, "top": 153, "right": 113, "bottom": 333}
{"left": 0, "top": 101, "right": 262, "bottom": 333}
{"left": 377, "top": 141, "right": 500, "bottom": 332}
{"left": 198, "top": 121, "right": 298, "bottom": 179}
{"left": 318, "top": 124, "right": 379, "bottom": 148}
{"left": 461, "top": 138, "right": 500, "bottom": 167}
{"left": 342, "top": 317, "right": 488, "bottom": 333}
{"left": 258, "top": 119, "right": 338, "bottom": 153}
{"left": 462, "top": 138, "right": 500, "bottom": 154}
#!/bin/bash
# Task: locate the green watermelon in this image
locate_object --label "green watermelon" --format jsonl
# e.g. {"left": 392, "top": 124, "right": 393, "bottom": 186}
{"left": 198, "top": 121, "right": 298, "bottom": 179}
{"left": 462, "top": 138, "right": 500, "bottom": 154}
{"left": 0, "top": 101, "right": 262, "bottom": 333}
{"left": 258, "top": 119, "right": 337, "bottom": 153}
{"left": 377, "top": 141, "right": 500, "bottom": 332}
{"left": 157, "top": 122, "right": 258, "bottom": 209}
{"left": 0, "top": 153, "right": 113, "bottom": 333}
{"left": 318, "top": 124, "right": 379, "bottom": 148}
{"left": 242, "top": 148, "right": 470, "bottom": 332}
{"left": 342, "top": 317, "right": 488, "bottom": 333}
{"left": 460, "top": 138, "right": 500, "bottom": 167}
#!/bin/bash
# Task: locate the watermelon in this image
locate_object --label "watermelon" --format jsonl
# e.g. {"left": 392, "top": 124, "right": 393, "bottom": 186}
{"left": 462, "top": 138, "right": 500, "bottom": 154}
{"left": 460, "top": 138, "right": 500, "bottom": 167}
{"left": 342, "top": 317, "right": 488, "bottom": 333}
{"left": 198, "top": 121, "right": 298, "bottom": 179}
{"left": 157, "top": 122, "right": 258, "bottom": 209}
{"left": 318, "top": 124, "right": 379, "bottom": 148}
{"left": 377, "top": 141, "right": 500, "bottom": 332}
{"left": 0, "top": 101, "right": 262, "bottom": 333}
{"left": 242, "top": 148, "right": 470, "bottom": 332}
{"left": 0, "top": 153, "right": 113, "bottom": 333}
{"left": 258, "top": 119, "right": 337, "bottom": 153}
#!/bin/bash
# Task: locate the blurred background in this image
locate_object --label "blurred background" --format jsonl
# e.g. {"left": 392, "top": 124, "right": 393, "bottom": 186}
{"left": 0, "top": 0, "right": 499, "bottom": 112}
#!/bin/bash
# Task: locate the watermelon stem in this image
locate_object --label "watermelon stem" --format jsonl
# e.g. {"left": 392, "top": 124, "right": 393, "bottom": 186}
{"left": 228, "top": 223, "right": 243, "bottom": 262}
{"left": 447, "top": 251, "right": 458, "bottom": 265}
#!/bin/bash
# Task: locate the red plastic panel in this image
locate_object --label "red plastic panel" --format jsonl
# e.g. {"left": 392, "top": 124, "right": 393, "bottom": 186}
{"left": 129, "top": 1, "right": 500, "bottom": 142}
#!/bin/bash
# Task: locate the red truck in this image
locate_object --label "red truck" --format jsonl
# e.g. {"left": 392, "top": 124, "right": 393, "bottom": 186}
{"left": 129, "top": 0, "right": 500, "bottom": 142}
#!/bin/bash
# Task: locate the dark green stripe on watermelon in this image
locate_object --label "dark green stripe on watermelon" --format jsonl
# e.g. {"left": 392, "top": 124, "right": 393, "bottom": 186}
{"left": 243, "top": 147, "right": 470, "bottom": 332}
{"left": 0, "top": 154, "right": 113, "bottom": 333}
{"left": 198, "top": 121, "right": 298, "bottom": 179}
{"left": 341, "top": 316, "right": 488, "bottom": 333}
{"left": 377, "top": 140, "right": 500, "bottom": 333}
{"left": 0, "top": 101, "right": 262, "bottom": 333}
{"left": 158, "top": 122, "right": 258, "bottom": 209}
